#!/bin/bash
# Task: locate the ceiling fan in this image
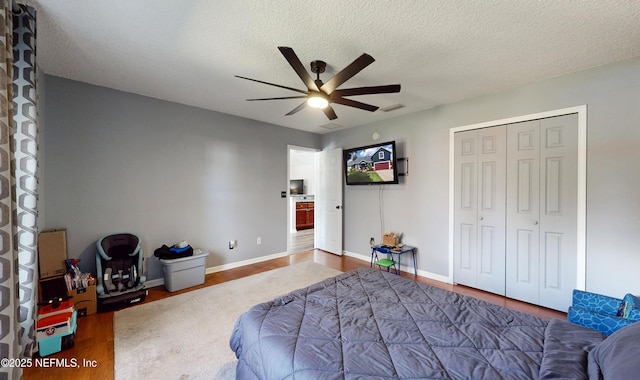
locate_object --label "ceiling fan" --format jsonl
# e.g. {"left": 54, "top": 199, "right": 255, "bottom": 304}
{"left": 235, "top": 46, "right": 401, "bottom": 120}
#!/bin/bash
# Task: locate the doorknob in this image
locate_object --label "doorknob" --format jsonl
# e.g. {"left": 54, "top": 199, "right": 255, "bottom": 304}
{"left": 479, "top": 217, "right": 484, "bottom": 221}
{"left": 533, "top": 221, "right": 539, "bottom": 225}
{"left": 336, "top": 205, "right": 341, "bottom": 209}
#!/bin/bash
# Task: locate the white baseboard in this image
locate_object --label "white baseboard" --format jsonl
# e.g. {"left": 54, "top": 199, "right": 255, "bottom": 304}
{"left": 145, "top": 278, "right": 165, "bottom": 288}
{"left": 343, "top": 250, "right": 451, "bottom": 284}
{"left": 147, "top": 250, "right": 451, "bottom": 289}
{"left": 204, "top": 251, "right": 290, "bottom": 274}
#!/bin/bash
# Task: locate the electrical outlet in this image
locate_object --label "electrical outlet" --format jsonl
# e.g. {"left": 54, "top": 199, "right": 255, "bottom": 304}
{"left": 257, "top": 237, "right": 262, "bottom": 245}
{"left": 229, "top": 240, "right": 237, "bottom": 249}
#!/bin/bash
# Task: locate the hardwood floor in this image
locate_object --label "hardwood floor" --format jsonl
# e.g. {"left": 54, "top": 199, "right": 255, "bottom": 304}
{"left": 24, "top": 249, "right": 566, "bottom": 379}
{"left": 288, "top": 228, "right": 314, "bottom": 252}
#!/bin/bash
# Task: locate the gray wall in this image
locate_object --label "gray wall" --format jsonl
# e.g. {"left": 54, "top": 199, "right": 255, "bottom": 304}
{"left": 42, "top": 56, "right": 640, "bottom": 297}
{"left": 42, "top": 76, "right": 320, "bottom": 280}
{"left": 322, "top": 56, "right": 640, "bottom": 298}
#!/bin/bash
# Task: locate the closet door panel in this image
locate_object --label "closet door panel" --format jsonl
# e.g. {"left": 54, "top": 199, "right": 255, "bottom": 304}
{"left": 476, "top": 126, "right": 506, "bottom": 295}
{"left": 454, "top": 126, "right": 506, "bottom": 294}
{"left": 516, "top": 160, "right": 535, "bottom": 213}
{"left": 454, "top": 131, "right": 478, "bottom": 287}
{"left": 538, "top": 114, "right": 578, "bottom": 310}
{"left": 543, "top": 232, "right": 562, "bottom": 289}
{"left": 516, "top": 228, "right": 537, "bottom": 283}
{"left": 459, "top": 223, "right": 474, "bottom": 270}
{"left": 480, "top": 225, "right": 497, "bottom": 274}
{"left": 506, "top": 120, "right": 540, "bottom": 304}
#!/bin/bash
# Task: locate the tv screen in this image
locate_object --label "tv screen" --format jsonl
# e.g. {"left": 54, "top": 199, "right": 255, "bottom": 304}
{"left": 344, "top": 141, "right": 399, "bottom": 185}
{"left": 290, "top": 179, "right": 304, "bottom": 194}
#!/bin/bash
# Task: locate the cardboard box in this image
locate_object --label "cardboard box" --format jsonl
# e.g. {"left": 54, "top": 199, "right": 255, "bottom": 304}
{"left": 39, "top": 229, "right": 68, "bottom": 279}
{"left": 383, "top": 232, "right": 400, "bottom": 247}
{"left": 68, "top": 284, "right": 97, "bottom": 317}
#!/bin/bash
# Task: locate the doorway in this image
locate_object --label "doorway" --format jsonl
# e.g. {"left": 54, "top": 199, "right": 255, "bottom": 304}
{"left": 287, "top": 146, "right": 318, "bottom": 253}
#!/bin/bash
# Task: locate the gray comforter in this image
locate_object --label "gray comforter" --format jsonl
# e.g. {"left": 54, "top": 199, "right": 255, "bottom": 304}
{"left": 230, "top": 268, "right": 603, "bottom": 379}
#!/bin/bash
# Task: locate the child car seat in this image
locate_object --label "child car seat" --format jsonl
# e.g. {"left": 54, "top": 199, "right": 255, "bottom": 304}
{"left": 95, "top": 233, "right": 147, "bottom": 312}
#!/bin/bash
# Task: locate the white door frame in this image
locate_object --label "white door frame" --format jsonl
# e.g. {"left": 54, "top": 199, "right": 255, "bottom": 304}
{"left": 287, "top": 145, "right": 319, "bottom": 253}
{"left": 448, "top": 105, "right": 587, "bottom": 290}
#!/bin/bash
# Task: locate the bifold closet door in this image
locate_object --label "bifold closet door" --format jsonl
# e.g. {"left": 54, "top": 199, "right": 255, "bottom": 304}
{"left": 454, "top": 126, "right": 506, "bottom": 295}
{"left": 505, "top": 114, "right": 578, "bottom": 311}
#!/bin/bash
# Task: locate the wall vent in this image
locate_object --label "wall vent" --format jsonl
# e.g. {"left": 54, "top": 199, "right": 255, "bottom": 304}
{"left": 320, "top": 123, "right": 342, "bottom": 130}
{"left": 380, "top": 103, "right": 405, "bottom": 112}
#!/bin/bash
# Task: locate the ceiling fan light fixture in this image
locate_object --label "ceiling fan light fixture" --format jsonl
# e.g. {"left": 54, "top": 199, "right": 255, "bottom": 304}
{"left": 237, "top": 47, "right": 401, "bottom": 120}
{"left": 307, "top": 94, "right": 329, "bottom": 109}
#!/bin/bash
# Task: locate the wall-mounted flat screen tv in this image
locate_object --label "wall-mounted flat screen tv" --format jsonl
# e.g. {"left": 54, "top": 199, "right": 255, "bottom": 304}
{"left": 343, "top": 141, "right": 399, "bottom": 185}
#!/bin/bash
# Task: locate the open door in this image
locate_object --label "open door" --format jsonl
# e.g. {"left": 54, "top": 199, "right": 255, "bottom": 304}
{"left": 315, "top": 148, "right": 343, "bottom": 255}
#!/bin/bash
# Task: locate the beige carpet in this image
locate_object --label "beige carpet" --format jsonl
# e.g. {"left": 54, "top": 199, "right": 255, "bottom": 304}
{"left": 114, "top": 261, "right": 342, "bottom": 379}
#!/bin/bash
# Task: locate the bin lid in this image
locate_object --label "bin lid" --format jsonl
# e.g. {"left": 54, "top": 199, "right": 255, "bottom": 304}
{"left": 159, "top": 249, "right": 209, "bottom": 264}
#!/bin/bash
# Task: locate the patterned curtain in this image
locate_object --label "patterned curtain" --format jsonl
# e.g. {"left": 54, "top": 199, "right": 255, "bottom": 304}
{"left": 12, "top": 0, "right": 38, "bottom": 360}
{"left": 1, "top": 1, "right": 39, "bottom": 378}
{"left": 0, "top": 1, "right": 19, "bottom": 379}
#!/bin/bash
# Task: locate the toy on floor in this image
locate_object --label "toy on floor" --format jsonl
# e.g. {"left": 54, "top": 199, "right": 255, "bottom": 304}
{"left": 36, "top": 296, "right": 77, "bottom": 356}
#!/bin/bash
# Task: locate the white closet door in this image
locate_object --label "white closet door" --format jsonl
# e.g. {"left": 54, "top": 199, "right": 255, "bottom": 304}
{"left": 454, "top": 126, "right": 506, "bottom": 295}
{"left": 476, "top": 127, "right": 507, "bottom": 295}
{"left": 454, "top": 130, "right": 479, "bottom": 288}
{"left": 538, "top": 114, "right": 578, "bottom": 310}
{"left": 506, "top": 114, "right": 578, "bottom": 310}
{"left": 505, "top": 120, "right": 541, "bottom": 304}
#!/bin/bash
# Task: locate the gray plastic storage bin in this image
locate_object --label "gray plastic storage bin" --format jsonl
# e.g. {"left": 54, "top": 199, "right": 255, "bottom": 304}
{"left": 159, "top": 249, "right": 209, "bottom": 292}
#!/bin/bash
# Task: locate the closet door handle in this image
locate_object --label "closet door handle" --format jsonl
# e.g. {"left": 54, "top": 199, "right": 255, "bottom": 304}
{"left": 533, "top": 221, "right": 539, "bottom": 225}
{"left": 479, "top": 217, "right": 484, "bottom": 221}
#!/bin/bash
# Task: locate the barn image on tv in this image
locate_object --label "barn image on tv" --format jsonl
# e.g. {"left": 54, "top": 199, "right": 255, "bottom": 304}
{"left": 346, "top": 143, "right": 395, "bottom": 183}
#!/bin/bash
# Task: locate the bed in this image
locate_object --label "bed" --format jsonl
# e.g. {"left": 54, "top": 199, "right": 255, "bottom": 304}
{"left": 230, "top": 268, "right": 640, "bottom": 379}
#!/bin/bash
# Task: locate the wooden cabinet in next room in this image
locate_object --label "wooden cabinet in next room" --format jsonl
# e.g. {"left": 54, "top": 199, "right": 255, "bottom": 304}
{"left": 295, "top": 202, "right": 314, "bottom": 230}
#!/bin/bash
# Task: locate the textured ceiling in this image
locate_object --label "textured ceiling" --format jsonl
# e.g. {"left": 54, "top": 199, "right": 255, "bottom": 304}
{"left": 20, "top": 0, "right": 640, "bottom": 134}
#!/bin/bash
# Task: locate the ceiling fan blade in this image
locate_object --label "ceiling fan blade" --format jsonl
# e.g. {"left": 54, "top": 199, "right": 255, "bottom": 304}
{"left": 247, "top": 96, "right": 308, "bottom": 101}
{"left": 235, "top": 75, "right": 308, "bottom": 95}
{"left": 323, "top": 105, "right": 338, "bottom": 120}
{"left": 286, "top": 101, "right": 308, "bottom": 116}
{"left": 332, "top": 97, "right": 379, "bottom": 112}
{"left": 332, "top": 84, "right": 401, "bottom": 97}
{"left": 278, "top": 46, "right": 319, "bottom": 92}
{"left": 320, "top": 53, "right": 375, "bottom": 94}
